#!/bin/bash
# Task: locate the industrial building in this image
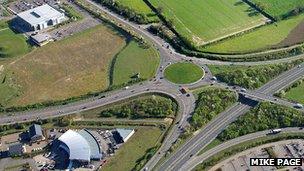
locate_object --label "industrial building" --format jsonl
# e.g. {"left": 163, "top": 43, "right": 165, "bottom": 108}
{"left": 58, "top": 129, "right": 103, "bottom": 163}
{"left": 16, "top": 4, "right": 65, "bottom": 31}
{"left": 28, "top": 124, "right": 44, "bottom": 142}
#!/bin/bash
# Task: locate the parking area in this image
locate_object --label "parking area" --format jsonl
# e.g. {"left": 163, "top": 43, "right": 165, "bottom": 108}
{"left": 0, "top": 131, "right": 48, "bottom": 155}
{"left": 211, "top": 139, "right": 304, "bottom": 171}
{"left": 5, "top": 0, "right": 101, "bottom": 43}
{"left": 49, "top": 17, "right": 99, "bottom": 40}
{"left": 7, "top": 0, "right": 59, "bottom": 14}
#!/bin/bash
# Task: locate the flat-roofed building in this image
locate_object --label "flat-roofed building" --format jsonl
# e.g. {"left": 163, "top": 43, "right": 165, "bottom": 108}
{"left": 16, "top": 4, "right": 65, "bottom": 31}
{"left": 8, "top": 143, "right": 26, "bottom": 156}
{"left": 30, "top": 33, "right": 52, "bottom": 46}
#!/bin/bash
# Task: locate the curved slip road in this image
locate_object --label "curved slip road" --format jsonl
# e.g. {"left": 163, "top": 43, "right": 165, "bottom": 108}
{"left": 181, "top": 127, "right": 304, "bottom": 171}
{"left": 0, "top": 1, "right": 303, "bottom": 171}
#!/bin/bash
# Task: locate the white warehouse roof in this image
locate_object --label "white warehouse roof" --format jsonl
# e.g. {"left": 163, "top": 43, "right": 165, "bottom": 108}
{"left": 58, "top": 130, "right": 91, "bottom": 161}
{"left": 17, "top": 4, "right": 64, "bottom": 25}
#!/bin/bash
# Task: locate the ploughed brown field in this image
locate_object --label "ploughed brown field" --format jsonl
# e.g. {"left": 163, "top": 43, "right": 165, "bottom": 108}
{"left": 275, "top": 20, "right": 304, "bottom": 48}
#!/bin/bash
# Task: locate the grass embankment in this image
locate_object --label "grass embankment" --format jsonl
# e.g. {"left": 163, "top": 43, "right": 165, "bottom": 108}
{"left": 0, "top": 20, "right": 31, "bottom": 58}
{"left": 282, "top": 79, "right": 304, "bottom": 104}
{"left": 0, "top": 25, "right": 126, "bottom": 107}
{"left": 208, "top": 59, "right": 304, "bottom": 89}
{"left": 203, "top": 14, "right": 304, "bottom": 53}
{"left": 112, "top": 41, "right": 159, "bottom": 85}
{"left": 116, "top": 0, "right": 158, "bottom": 22}
{"left": 61, "top": 3, "right": 83, "bottom": 20}
{"left": 97, "top": 0, "right": 158, "bottom": 23}
{"left": 102, "top": 126, "right": 163, "bottom": 171}
{"left": 149, "top": 0, "right": 265, "bottom": 45}
{"left": 164, "top": 62, "right": 204, "bottom": 84}
{"left": 251, "top": 0, "right": 304, "bottom": 19}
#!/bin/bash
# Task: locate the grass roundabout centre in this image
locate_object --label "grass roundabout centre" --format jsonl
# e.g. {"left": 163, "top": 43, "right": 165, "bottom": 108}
{"left": 164, "top": 62, "right": 204, "bottom": 84}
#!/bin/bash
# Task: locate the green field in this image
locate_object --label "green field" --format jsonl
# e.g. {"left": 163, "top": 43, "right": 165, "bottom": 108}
{"left": 164, "top": 62, "right": 204, "bottom": 84}
{"left": 117, "top": 0, "right": 156, "bottom": 19}
{"left": 149, "top": 0, "right": 265, "bottom": 45}
{"left": 203, "top": 14, "right": 304, "bottom": 53}
{"left": 0, "top": 25, "right": 126, "bottom": 107}
{"left": 251, "top": 0, "right": 304, "bottom": 19}
{"left": 0, "top": 24, "right": 159, "bottom": 107}
{"left": 102, "top": 127, "right": 163, "bottom": 171}
{"left": 285, "top": 81, "right": 304, "bottom": 104}
{"left": 112, "top": 41, "right": 159, "bottom": 85}
{"left": 0, "top": 21, "right": 31, "bottom": 58}
{"left": 109, "top": 0, "right": 158, "bottom": 23}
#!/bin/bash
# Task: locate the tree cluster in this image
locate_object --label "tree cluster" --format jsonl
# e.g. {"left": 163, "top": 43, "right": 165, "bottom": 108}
{"left": 216, "top": 60, "right": 303, "bottom": 89}
{"left": 190, "top": 88, "right": 237, "bottom": 130}
{"left": 100, "top": 97, "right": 177, "bottom": 119}
{"left": 218, "top": 102, "right": 304, "bottom": 141}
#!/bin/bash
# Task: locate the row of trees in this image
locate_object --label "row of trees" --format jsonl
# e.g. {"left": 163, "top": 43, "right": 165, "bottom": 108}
{"left": 190, "top": 88, "right": 237, "bottom": 130}
{"left": 100, "top": 96, "right": 177, "bottom": 119}
{"left": 216, "top": 59, "right": 304, "bottom": 89}
{"left": 218, "top": 102, "right": 304, "bottom": 141}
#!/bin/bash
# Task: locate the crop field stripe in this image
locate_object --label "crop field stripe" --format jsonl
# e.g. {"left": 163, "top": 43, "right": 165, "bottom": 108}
{"left": 250, "top": 0, "right": 304, "bottom": 19}
{"left": 203, "top": 14, "right": 304, "bottom": 53}
{"left": 148, "top": 0, "right": 266, "bottom": 46}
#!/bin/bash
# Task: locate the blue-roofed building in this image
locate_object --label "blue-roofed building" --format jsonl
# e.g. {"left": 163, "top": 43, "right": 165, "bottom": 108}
{"left": 28, "top": 124, "right": 44, "bottom": 142}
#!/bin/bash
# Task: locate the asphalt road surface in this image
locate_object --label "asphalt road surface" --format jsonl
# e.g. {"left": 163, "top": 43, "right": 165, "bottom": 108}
{"left": 1, "top": 1, "right": 303, "bottom": 171}
{"left": 158, "top": 64, "right": 304, "bottom": 171}
{"left": 181, "top": 127, "right": 304, "bottom": 171}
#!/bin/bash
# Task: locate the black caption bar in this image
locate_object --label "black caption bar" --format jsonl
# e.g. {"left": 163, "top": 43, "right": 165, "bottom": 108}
{"left": 250, "top": 158, "right": 302, "bottom": 166}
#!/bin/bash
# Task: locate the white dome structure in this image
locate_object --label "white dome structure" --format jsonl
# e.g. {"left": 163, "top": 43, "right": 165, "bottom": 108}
{"left": 58, "top": 129, "right": 102, "bottom": 162}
